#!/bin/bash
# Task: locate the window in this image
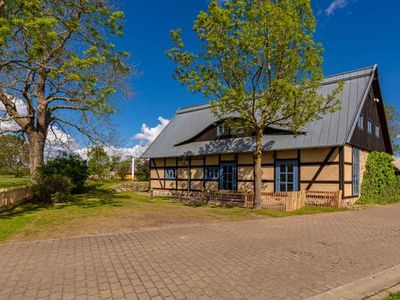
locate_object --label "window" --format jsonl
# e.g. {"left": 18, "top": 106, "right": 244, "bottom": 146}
{"left": 352, "top": 148, "right": 360, "bottom": 196}
{"left": 375, "top": 124, "right": 381, "bottom": 138}
{"left": 165, "top": 168, "right": 176, "bottom": 180}
{"left": 205, "top": 167, "right": 219, "bottom": 180}
{"left": 357, "top": 114, "right": 364, "bottom": 129}
{"left": 217, "top": 124, "right": 230, "bottom": 138}
{"left": 220, "top": 162, "right": 237, "bottom": 191}
{"left": 367, "top": 119, "right": 373, "bottom": 134}
{"left": 275, "top": 160, "right": 298, "bottom": 192}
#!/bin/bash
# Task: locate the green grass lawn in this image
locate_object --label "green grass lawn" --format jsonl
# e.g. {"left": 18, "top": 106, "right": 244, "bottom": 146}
{"left": 386, "top": 292, "right": 400, "bottom": 300}
{"left": 0, "top": 177, "right": 31, "bottom": 189}
{"left": 0, "top": 180, "right": 346, "bottom": 243}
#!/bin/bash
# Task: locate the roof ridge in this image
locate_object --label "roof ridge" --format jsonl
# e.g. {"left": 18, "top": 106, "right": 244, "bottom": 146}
{"left": 323, "top": 65, "right": 376, "bottom": 80}
{"left": 175, "top": 65, "right": 377, "bottom": 114}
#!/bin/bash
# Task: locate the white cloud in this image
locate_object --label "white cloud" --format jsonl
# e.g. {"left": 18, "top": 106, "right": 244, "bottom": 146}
{"left": 0, "top": 97, "right": 28, "bottom": 132}
{"left": 134, "top": 116, "right": 169, "bottom": 143}
{"left": 45, "top": 126, "right": 80, "bottom": 159}
{"left": 325, "top": 0, "right": 348, "bottom": 16}
{"left": 1, "top": 98, "right": 170, "bottom": 160}
{"left": 75, "top": 116, "right": 170, "bottom": 159}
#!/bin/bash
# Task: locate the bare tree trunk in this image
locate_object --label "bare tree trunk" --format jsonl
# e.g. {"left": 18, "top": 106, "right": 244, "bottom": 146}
{"left": 254, "top": 127, "right": 264, "bottom": 208}
{"left": 28, "top": 131, "right": 46, "bottom": 180}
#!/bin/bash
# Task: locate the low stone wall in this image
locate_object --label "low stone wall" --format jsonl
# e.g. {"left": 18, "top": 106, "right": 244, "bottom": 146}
{"left": 0, "top": 186, "right": 32, "bottom": 212}
{"left": 111, "top": 181, "right": 150, "bottom": 193}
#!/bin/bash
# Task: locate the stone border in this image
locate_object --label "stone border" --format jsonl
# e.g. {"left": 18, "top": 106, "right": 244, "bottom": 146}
{"left": 308, "top": 264, "right": 400, "bottom": 300}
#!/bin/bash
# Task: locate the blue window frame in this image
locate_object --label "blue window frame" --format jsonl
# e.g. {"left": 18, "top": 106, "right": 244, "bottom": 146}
{"left": 375, "top": 124, "right": 380, "bottom": 138}
{"left": 367, "top": 119, "right": 373, "bottom": 134}
{"left": 358, "top": 114, "right": 364, "bottom": 129}
{"left": 220, "top": 162, "right": 237, "bottom": 191}
{"left": 275, "top": 160, "right": 298, "bottom": 192}
{"left": 205, "top": 167, "right": 219, "bottom": 180}
{"left": 352, "top": 148, "right": 360, "bottom": 196}
{"left": 165, "top": 168, "right": 177, "bottom": 180}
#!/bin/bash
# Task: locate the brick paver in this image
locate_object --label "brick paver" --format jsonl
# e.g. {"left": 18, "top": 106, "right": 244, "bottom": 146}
{"left": 1, "top": 204, "right": 400, "bottom": 299}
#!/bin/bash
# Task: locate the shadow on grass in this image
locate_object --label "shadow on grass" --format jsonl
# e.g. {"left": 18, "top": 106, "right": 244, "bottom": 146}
{"left": 0, "top": 182, "right": 131, "bottom": 220}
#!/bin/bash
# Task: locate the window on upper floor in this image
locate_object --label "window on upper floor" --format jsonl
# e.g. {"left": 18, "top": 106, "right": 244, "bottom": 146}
{"left": 358, "top": 114, "right": 364, "bottom": 129}
{"left": 217, "top": 124, "right": 230, "bottom": 138}
{"left": 165, "top": 168, "right": 177, "bottom": 180}
{"left": 375, "top": 124, "right": 381, "bottom": 138}
{"left": 367, "top": 119, "right": 373, "bottom": 134}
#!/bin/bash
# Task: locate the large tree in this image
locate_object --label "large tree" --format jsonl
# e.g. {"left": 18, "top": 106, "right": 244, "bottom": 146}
{"left": 0, "top": 0, "right": 130, "bottom": 178}
{"left": 168, "top": 0, "right": 342, "bottom": 206}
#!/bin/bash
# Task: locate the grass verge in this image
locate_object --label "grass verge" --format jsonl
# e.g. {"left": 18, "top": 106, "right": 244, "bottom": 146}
{"left": 0, "top": 177, "right": 31, "bottom": 189}
{"left": 0, "top": 180, "right": 346, "bottom": 243}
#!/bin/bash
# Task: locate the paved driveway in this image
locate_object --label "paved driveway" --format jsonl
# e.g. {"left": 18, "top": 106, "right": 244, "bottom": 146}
{"left": 1, "top": 204, "right": 400, "bottom": 300}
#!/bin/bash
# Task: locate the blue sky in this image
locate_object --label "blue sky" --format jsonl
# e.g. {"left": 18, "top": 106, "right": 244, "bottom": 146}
{"left": 114, "top": 0, "right": 400, "bottom": 153}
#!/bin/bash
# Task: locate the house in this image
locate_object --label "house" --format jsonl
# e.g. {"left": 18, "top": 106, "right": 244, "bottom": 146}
{"left": 142, "top": 65, "right": 393, "bottom": 204}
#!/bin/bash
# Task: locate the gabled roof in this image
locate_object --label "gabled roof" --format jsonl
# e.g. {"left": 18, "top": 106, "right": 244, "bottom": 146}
{"left": 143, "top": 65, "right": 378, "bottom": 158}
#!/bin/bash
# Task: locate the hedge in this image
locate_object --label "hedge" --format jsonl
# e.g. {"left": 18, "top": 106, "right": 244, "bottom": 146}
{"left": 357, "top": 151, "right": 400, "bottom": 204}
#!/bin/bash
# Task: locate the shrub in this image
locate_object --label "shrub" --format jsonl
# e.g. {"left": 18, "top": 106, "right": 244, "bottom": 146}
{"left": 358, "top": 151, "right": 400, "bottom": 204}
{"left": 38, "top": 154, "right": 89, "bottom": 192}
{"left": 32, "top": 174, "right": 73, "bottom": 203}
{"left": 135, "top": 159, "right": 149, "bottom": 182}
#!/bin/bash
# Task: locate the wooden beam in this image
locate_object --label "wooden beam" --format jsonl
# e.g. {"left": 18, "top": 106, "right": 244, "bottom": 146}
{"left": 306, "top": 147, "right": 337, "bottom": 191}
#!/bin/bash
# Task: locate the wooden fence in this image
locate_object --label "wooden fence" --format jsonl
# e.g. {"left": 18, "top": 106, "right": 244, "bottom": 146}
{"left": 165, "top": 189, "right": 343, "bottom": 211}
{"left": 0, "top": 186, "right": 32, "bottom": 212}
{"left": 305, "top": 191, "right": 343, "bottom": 208}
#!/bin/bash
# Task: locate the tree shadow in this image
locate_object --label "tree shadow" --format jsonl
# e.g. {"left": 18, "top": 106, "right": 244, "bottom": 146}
{"left": 195, "top": 137, "right": 276, "bottom": 155}
{"left": 0, "top": 182, "right": 131, "bottom": 220}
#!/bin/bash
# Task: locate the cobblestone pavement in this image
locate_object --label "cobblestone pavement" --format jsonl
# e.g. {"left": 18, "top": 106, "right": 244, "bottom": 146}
{"left": 1, "top": 204, "right": 400, "bottom": 300}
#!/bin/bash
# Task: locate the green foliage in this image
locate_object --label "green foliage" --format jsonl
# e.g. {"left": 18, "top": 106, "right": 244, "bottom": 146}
{"left": 38, "top": 154, "right": 89, "bottom": 192}
{"left": 0, "top": 135, "right": 29, "bottom": 177}
{"left": 0, "top": 1, "right": 130, "bottom": 109}
{"left": 117, "top": 159, "right": 131, "bottom": 181}
{"left": 87, "top": 146, "right": 110, "bottom": 179}
{"left": 167, "top": 0, "right": 342, "bottom": 134}
{"left": 0, "top": 0, "right": 131, "bottom": 176}
{"left": 167, "top": 0, "right": 342, "bottom": 203}
{"left": 358, "top": 151, "right": 400, "bottom": 204}
{"left": 135, "top": 159, "right": 149, "bottom": 182}
{"left": 32, "top": 174, "right": 73, "bottom": 203}
{"left": 385, "top": 104, "right": 400, "bottom": 155}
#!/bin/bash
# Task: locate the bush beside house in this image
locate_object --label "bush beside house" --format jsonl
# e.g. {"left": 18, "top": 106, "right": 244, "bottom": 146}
{"left": 358, "top": 152, "right": 400, "bottom": 204}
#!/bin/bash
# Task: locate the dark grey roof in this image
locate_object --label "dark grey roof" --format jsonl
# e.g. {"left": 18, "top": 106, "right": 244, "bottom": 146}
{"left": 143, "top": 65, "right": 377, "bottom": 158}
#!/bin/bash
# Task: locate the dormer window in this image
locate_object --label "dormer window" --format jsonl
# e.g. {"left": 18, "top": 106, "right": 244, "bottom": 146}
{"left": 217, "top": 124, "right": 230, "bottom": 138}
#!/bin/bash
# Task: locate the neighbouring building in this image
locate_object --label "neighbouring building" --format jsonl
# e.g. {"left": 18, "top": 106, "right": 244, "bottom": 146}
{"left": 142, "top": 65, "right": 393, "bottom": 204}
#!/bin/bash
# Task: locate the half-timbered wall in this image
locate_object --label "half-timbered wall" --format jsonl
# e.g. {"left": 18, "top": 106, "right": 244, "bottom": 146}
{"left": 150, "top": 146, "right": 350, "bottom": 196}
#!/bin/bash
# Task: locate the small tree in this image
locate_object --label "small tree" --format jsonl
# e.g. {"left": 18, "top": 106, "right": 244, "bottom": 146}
{"left": 117, "top": 159, "right": 131, "bottom": 181}
{"left": 386, "top": 104, "right": 400, "bottom": 155}
{"left": 168, "top": 0, "right": 342, "bottom": 206}
{"left": 88, "top": 146, "right": 110, "bottom": 179}
{"left": 0, "top": 135, "right": 29, "bottom": 176}
{"left": 135, "top": 159, "right": 150, "bottom": 182}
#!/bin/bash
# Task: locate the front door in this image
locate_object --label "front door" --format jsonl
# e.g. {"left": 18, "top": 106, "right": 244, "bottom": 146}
{"left": 220, "top": 162, "right": 237, "bottom": 191}
{"left": 275, "top": 160, "right": 299, "bottom": 192}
